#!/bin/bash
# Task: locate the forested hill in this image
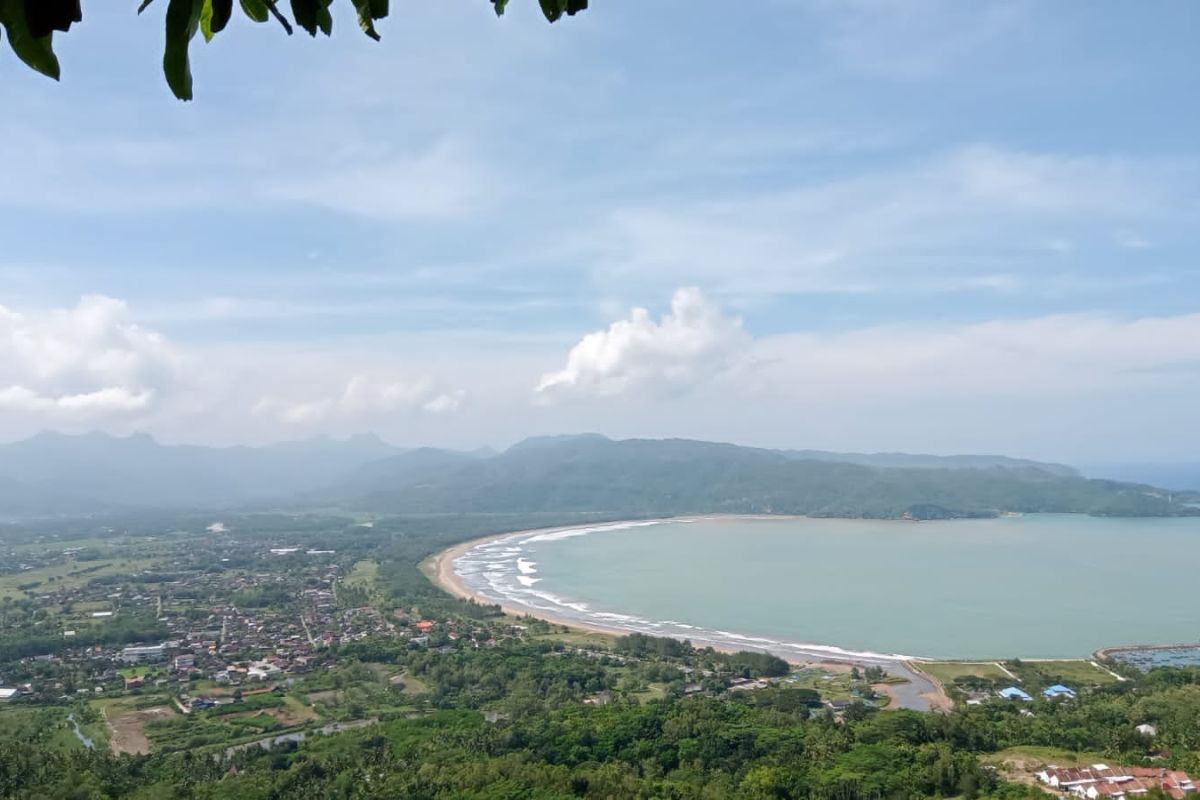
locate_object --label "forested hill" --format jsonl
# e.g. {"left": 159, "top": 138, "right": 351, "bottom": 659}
{"left": 0, "top": 431, "right": 1193, "bottom": 518}
{"left": 322, "top": 435, "right": 1196, "bottom": 519}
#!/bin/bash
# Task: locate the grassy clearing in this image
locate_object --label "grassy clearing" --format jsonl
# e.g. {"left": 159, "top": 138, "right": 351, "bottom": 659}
{"left": 918, "top": 661, "right": 1014, "bottom": 685}
{"left": 119, "top": 666, "right": 155, "bottom": 679}
{"left": 279, "top": 695, "right": 320, "bottom": 723}
{"left": 529, "top": 625, "right": 619, "bottom": 650}
{"left": 0, "top": 706, "right": 108, "bottom": 751}
{"left": 1016, "top": 660, "right": 1119, "bottom": 687}
{"left": 983, "top": 745, "right": 1107, "bottom": 770}
{"left": 786, "top": 667, "right": 857, "bottom": 702}
{"left": 9, "top": 536, "right": 113, "bottom": 554}
{"left": 0, "top": 557, "right": 162, "bottom": 600}
{"left": 345, "top": 559, "right": 380, "bottom": 594}
{"left": 92, "top": 696, "right": 139, "bottom": 715}
{"left": 398, "top": 671, "right": 430, "bottom": 695}
{"left": 631, "top": 683, "right": 668, "bottom": 703}
{"left": 345, "top": 559, "right": 379, "bottom": 589}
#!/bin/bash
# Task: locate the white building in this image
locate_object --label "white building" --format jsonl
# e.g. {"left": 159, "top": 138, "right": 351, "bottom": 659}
{"left": 120, "top": 644, "right": 166, "bottom": 664}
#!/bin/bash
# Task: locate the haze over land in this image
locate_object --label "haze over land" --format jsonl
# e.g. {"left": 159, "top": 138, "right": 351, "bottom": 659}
{"left": 1, "top": 430, "right": 1194, "bottom": 518}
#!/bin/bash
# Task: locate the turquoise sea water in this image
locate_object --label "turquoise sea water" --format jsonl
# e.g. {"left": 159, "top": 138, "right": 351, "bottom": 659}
{"left": 455, "top": 515, "right": 1200, "bottom": 660}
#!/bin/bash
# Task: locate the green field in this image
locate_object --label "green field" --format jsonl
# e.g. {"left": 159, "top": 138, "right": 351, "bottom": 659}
{"left": 0, "top": 706, "right": 110, "bottom": 752}
{"left": 345, "top": 559, "right": 379, "bottom": 588}
{"left": 982, "top": 745, "right": 1108, "bottom": 770}
{"left": 786, "top": 667, "right": 858, "bottom": 702}
{"left": 1015, "top": 660, "right": 1120, "bottom": 687}
{"left": 118, "top": 666, "right": 155, "bottom": 679}
{"left": 396, "top": 670, "right": 429, "bottom": 695}
{"left": 528, "top": 624, "right": 618, "bottom": 649}
{"left": 917, "top": 661, "right": 1015, "bottom": 685}
{"left": 0, "top": 557, "right": 162, "bottom": 600}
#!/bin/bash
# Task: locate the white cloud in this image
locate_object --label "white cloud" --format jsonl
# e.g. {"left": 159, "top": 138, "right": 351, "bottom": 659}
{"left": 258, "top": 139, "right": 491, "bottom": 222}
{"left": 423, "top": 391, "right": 466, "bottom": 414}
{"left": 0, "top": 296, "right": 175, "bottom": 419}
{"left": 1116, "top": 231, "right": 1152, "bottom": 249}
{"left": 536, "top": 287, "right": 750, "bottom": 399}
{"left": 341, "top": 375, "right": 437, "bottom": 414}
{"left": 573, "top": 145, "right": 1195, "bottom": 298}
{"left": 0, "top": 385, "right": 154, "bottom": 414}
{"left": 255, "top": 374, "right": 464, "bottom": 425}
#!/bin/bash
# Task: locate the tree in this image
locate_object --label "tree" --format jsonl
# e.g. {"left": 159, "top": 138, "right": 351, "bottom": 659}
{"left": 0, "top": 0, "right": 587, "bottom": 101}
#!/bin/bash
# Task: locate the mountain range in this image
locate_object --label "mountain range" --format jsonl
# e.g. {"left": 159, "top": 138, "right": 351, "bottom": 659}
{"left": 0, "top": 431, "right": 1195, "bottom": 520}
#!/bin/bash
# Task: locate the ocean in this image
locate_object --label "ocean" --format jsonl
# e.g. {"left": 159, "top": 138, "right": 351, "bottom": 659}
{"left": 452, "top": 514, "right": 1200, "bottom": 660}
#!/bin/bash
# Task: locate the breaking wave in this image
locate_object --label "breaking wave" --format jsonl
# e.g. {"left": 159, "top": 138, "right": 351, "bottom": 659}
{"left": 452, "top": 518, "right": 915, "bottom": 664}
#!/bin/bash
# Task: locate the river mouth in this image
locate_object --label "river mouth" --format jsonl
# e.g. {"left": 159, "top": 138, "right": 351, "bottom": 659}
{"left": 448, "top": 514, "right": 1200, "bottom": 662}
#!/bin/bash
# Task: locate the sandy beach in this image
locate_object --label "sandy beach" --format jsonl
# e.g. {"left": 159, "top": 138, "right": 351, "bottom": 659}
{"left": 422, "top": 518, "right": 951, "bottom": 711}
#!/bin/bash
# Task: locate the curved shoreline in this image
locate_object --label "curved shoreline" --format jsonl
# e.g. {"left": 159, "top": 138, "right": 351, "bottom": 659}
{"left": 423, "top": 517, "right": 952, "bottom": 711}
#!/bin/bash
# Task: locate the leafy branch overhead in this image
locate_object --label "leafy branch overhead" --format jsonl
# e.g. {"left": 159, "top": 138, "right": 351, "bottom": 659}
{"left": 0, "top": 0, "right": 587, "bottom": 101}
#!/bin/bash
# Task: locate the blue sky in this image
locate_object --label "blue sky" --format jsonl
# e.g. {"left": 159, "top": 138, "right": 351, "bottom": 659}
{"left": 1, "top": 1, "right": 1198, "bottom": 462}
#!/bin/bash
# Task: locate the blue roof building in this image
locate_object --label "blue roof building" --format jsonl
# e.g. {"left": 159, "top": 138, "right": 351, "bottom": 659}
{"left": 999, "top": 686, "right": 1033, "bottom": 701}
{"left": 1043, "top": 684, "right": 1076, "bottom": 699}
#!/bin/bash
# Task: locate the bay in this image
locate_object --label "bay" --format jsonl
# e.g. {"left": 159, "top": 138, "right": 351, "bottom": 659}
{"left": 455, "top": 514, "right": 1200, "bottom": 660}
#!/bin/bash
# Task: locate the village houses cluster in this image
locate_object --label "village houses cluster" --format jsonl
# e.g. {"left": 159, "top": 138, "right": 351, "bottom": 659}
{"left": 1038, "top": 765, "right": 1196, "bottom": 800}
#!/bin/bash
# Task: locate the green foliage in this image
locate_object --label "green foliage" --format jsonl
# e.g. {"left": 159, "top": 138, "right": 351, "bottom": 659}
{"left": 338, "top": 436, "right": 1198, "bottom": 519}
{"left": 6, "top": 511, "right": 1200, "bottom": 798}
{"left": 163, "top": 0, "right": 201, "bottom": 100}
{"left": 1, "top": 1, "right": 586, "bottom": 100}
{"left": 0, "top": 615, "right": 169, "bottom": 661}
{"left": 204, "top": 693, "right": 284, "bottom": 716}
{"left": 0, "top": 0, "right": 65, "bottom": 79}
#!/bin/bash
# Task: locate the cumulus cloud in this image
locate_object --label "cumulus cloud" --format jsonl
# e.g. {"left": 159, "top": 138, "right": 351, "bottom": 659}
{"left": 0, "top": 386, "right": 154, "bottom": 413}
{"left": 423, "top": 391, "right": 466, "bottom": 414}
{"left": 0, "top": 296, "right": 175, "bottom": 419}
{"left": 255, "top": 374, "right": 465, "bottom": 425}
{"left": 536, "top": 287, "right": 750, "bottom": 399}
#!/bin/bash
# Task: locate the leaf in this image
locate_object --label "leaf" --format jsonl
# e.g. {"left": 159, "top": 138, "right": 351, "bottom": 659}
{"left": 239, "top": 0, "right": 269, "bottom": 23}
{"left": 163, "top": 0, "right": 202, "bottom": 100}
{"left": 211, "top": 0, "right": 233, "bottom": 32}
{"left": 137, "top": 0, "right": 157, "bottom": 13}
{"left": 538, "top": 0, "right": 564, "bottom": 23}
{"left": 200, "top": 0, "right": 215, "bottom": 41}
{"left": 290, "top": 0, "right": 318, "bottom": 36}
{"left": 316, "top": 0, "right": 332, "bottom": 36}
{"left": 0, "top": 0, "right": 61, "bottom": 79}
{"left": 24, "top": 0, "right": 81, "bottom": 38}
{"left": 350, "top": 0, "right": 379, "bottom": 40}
{"left": 368, "top": 0, "right": 387, "bottom": 19}
{"left": 490, "top": 0, "right": 509, "bottom": 17}
{"left": 565, "top": 0, "right": 586, "bottom": 14}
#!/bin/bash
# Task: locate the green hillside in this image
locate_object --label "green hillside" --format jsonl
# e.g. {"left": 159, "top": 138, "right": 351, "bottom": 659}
{"left": 337, "top": 435, "right": 1198, "bottom": 519}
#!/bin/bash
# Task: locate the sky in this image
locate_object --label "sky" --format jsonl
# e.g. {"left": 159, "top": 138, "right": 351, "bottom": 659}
{"left": 1, "top": 0, "right": 1198, "bottom": 463}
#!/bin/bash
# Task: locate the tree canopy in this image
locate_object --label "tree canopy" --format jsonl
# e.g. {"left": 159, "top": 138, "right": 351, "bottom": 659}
{"left": 0, "top": 0, "right": 587, "bottom": 100}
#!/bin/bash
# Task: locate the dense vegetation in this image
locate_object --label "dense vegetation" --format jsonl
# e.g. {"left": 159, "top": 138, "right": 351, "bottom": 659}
{"left": 340, "top": 435, "right": 1198, "bottom": 519}
{"left": 3, "top": 431, "right": 1194, "bottom": 519}
{"left": 6, "top": 656, "right": 1200, "bottom": 799}
{"left": 3, "top": 510, "right": 1200, "bottom": 799}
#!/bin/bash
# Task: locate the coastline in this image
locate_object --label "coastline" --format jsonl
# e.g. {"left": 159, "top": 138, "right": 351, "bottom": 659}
{"left": 421, "top": 517, "right": 952, "bottom": 711}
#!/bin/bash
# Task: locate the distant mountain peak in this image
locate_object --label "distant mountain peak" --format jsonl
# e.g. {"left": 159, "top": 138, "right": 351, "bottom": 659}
{"left": 507, "top": 433, "right": 612, "bottom": 452}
